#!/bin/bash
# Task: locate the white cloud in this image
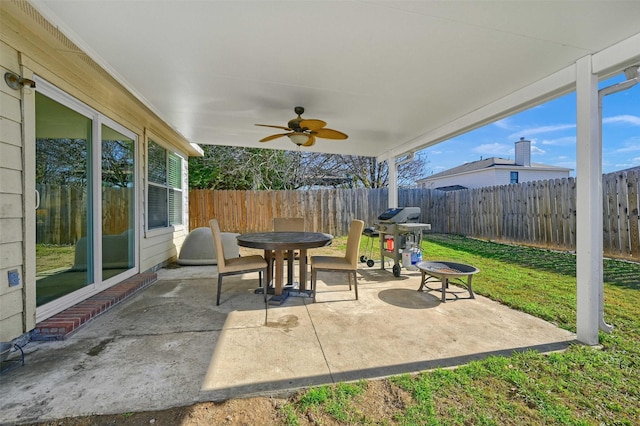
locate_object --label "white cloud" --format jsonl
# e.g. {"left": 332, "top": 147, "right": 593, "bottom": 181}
{"left": 613, "top": 159, "right": 640, "bottom": 169}
{"left": 508, "top": 123, "right": 575, "bottom": 139}
{"left": 473, "top": 143, "right": 512, "bottom": 156}
{"left": 613, "top": 140, "right": 640, "bottom": 153}
{"left": 603, "top": 115, "right": 640, "bottom": 126}
{"left": 540, "top": 136, "right": 576, "bottom": 146}
{"left": 493, "top": 118, "right": 514, "bottom": 130}
{"left": 531, "top": 146, "right": 545, "bottom": 155}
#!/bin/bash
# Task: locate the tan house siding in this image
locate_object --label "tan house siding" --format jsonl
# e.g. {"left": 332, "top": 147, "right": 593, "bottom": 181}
{"left": 0, "top": 2, "right": 199, "bottom": 339}
{"left": 0, "top": 39, "right": 31, "bottom": 341}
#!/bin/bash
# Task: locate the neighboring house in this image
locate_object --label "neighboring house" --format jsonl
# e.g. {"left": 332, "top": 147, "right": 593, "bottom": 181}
{"left": 1, "top": 2, "right": 202, "bottom": 342}
{"left": 417, "top": 138, "right": 572, "bottom": 190}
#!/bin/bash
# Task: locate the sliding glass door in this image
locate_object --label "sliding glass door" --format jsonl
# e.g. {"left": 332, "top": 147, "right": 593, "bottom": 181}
{"left": 35, "top": 92, "right": 94, "bottom": 306}
{"left": 35, "top": 82, "right": 137, "bottom": 318}
{"left": 101, "top": 125, "right": 135, "bottom": 280}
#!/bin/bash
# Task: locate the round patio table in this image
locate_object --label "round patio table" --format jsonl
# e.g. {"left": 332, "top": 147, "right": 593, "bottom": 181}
{"left": 237, "top": 232, "right": 333, "bottom": 302}
{"left": 416, "top": 261, "right": 479, "bottom": 303}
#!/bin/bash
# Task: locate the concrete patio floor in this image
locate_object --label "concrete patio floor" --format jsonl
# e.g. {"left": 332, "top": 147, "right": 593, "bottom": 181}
{"left": 0, "top": 264, "right": 576, "bottom": 424}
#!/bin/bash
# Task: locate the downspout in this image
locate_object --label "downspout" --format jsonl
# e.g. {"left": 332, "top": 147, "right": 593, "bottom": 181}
{"left": 597, "top": 65, "right": 639, "bottom": 333}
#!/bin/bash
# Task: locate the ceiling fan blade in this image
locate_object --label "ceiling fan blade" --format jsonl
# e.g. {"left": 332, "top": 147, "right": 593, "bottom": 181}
{"left": 259, "top": 133, "right": 290, "bottom": 142}
{"left": 299, "top": 119, "right": 326, "bottom": 131}
{"left": 255, "top": 124, "right": 292, "bottom": 131}
{"left": 302, "top": 135, "right": 316, "bottom": 147}
{"left": 313, "top": 128, "right": 348, "bottom": 140}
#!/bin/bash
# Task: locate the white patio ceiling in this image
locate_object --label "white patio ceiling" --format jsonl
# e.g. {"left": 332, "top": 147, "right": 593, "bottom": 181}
{"left": 33, "top": 1, "right": 640, "bottom": 161}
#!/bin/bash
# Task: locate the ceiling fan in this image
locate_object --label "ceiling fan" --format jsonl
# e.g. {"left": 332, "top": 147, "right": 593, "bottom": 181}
{"left": 255, "top": 106, "right": 348, "bottom": 147}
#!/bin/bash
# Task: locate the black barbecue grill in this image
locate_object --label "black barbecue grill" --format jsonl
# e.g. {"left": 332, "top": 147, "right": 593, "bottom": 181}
{"left": 373, "top": 207, "right": 431, "bottom": 277}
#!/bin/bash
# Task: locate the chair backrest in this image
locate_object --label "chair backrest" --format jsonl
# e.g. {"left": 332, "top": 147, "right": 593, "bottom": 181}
{"left": 273, "top": 217, "right": 305, "bottom": 232}
{"left": 209, "top": 219, "right": 228, "bottom": 272}
{"left": 345, "top": 219, "right": 365, "bottom": 266}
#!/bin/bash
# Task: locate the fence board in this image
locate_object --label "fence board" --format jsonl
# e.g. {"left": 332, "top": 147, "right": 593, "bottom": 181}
{"left": 603, "top": 175, "right": 614, "bottom": 254}
{"left": 618, "top": 172, "right": 631, "bottom": 257}
{"left": 628, "top": 171, "right": 640, "bottom": 259}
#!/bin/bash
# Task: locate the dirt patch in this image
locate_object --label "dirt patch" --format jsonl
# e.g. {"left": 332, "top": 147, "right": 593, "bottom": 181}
{"left": 25, "top": 378, "right": 413, "bottom": 425}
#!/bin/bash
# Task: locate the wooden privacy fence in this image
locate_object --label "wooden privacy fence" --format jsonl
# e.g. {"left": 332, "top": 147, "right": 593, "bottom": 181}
{"left": 190, "top": 169, "right": 640, "bottom": 261}
{"left": 36, "top": 184, "right": 133, "bottom": 245}
{"left": 189, "top": 188, "right": 390, "bottom": 237}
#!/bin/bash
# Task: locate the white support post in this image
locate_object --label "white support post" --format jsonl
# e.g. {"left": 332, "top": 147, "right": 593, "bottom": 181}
{"left": 387, "top": 156, "right": 398, "bottom": 208}
{"left": 575, "top": 56, "right": 601, "bottom": 345}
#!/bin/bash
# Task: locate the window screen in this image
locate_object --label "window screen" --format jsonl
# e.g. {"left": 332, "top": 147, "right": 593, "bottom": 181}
{"left": 148, "top": 139, "right": 182, "bottom": 229}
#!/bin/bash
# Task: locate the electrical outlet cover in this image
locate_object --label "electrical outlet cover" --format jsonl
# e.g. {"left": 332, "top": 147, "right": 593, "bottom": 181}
{"left": 8, "top": 270, "right": 20, "bottom": 286}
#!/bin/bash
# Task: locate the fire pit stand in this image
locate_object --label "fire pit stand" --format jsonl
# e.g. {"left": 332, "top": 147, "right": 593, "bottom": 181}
{"left": 417, "top": 261, "right": 479, "bottom": 302}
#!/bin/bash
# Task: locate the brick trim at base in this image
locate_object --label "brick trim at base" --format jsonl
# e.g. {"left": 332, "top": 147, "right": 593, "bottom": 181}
{"left": 32, "top": 273, "right": 157, "bottom": 341}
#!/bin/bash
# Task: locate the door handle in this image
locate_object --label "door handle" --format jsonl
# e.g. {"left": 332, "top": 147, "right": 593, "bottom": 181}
{"left": 35, "top": 189, "right": 40, "bottom": 210}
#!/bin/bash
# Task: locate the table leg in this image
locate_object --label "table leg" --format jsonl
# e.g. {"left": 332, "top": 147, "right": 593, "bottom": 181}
{"left": 441, "top": 278, "right": 448, "bottom": 303}
{"left": 467, "top": 275, "right": 475, "bottom": 299}
{"left": 264, "top": 250, "right": 273, "bottom": 287}
{"left": 275, "top": 249, "right": 284, "bottom": 296}
{"left": 286, "top": 250, "right": 295, "bottom": 285}
{"left": 299, "top": 248, "right": 308, "bottom": 290}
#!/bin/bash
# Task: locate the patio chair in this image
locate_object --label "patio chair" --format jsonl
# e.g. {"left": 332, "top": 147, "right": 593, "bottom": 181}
{"left": 310, "top": 219, "right": 365, "bottom": 302}
{"left": 209, "top": 219, "right": 268, "bottom": 305}
{"left": 273, "top": 217, "right": 305, "bottom": 232}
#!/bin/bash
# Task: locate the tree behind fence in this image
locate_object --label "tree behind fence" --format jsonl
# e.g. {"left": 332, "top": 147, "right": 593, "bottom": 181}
{"left": 190, "top": 169, "right": 639, "bottom": 261}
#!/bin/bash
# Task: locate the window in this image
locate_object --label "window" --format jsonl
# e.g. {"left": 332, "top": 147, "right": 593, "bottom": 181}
{"left": 510, "top": 171, "right": 519, "bottom": 184}
{"left": 147, "top": 138, "right": 183, "bottom": 229}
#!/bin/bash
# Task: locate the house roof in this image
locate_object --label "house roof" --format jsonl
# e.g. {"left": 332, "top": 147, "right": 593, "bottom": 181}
{"left": 434, "top": 185, "right": 468, "bottom": 192}
{"left": 28, "top": 1, "right": 640, "bottom": 160}
{"left": 419, "top": 157, "right": 572, "bottom": 182}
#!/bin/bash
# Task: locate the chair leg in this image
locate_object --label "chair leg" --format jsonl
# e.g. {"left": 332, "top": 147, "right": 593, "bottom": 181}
{"left": 311, "top": 268, "right": 317, "bottom": 303}
{"left": 348, "top": 272, "right": 352, "bottom": 290}
{"left": 216, "top": 274, "right": 223, "bottom": 306}
{"left": 352, "top": 271, "right": 358, "bottom": 300}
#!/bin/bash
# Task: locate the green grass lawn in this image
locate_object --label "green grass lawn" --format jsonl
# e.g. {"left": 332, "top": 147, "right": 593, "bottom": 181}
{"left": 282, "top": 233, "right": 640, "bottom": 425}
{"left": 36, "top": 244, "right": 76, "bottom": 273}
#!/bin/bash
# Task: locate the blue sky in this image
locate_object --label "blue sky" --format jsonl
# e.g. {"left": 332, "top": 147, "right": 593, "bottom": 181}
{"left": 419, "top": 74, "right": 640, "bottom": 177}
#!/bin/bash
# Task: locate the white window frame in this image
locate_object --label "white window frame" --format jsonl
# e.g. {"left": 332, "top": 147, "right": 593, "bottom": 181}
{"left": 34, "top": 77, "right": 139, "bottom": 322}
{"left": 145, "top": 132, "right": 187, "bottom": 234}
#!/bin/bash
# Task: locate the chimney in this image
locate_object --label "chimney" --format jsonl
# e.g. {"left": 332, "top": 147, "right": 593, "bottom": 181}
{"left": 515, "top": 137, "right": 531, "bottom": 167}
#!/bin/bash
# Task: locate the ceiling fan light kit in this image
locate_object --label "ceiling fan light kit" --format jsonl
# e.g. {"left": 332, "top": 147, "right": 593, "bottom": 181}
{"left": 288, "top": 133, "right": 311, "bottom": 146}
{"left": 255, "top": 106, "right": 348, "bottom": 147}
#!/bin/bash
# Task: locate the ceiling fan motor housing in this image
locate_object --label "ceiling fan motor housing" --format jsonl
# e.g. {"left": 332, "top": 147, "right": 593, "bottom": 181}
{"left": 289, "top": 106, "right": 306, "bottom": 131}
{"left": 288, "top": 118, "right": 304, "bottom": 131}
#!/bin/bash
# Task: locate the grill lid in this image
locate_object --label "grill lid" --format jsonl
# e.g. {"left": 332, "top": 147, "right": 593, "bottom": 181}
{"left": 377, "top": 207, "right": 421, "bottom": 223}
